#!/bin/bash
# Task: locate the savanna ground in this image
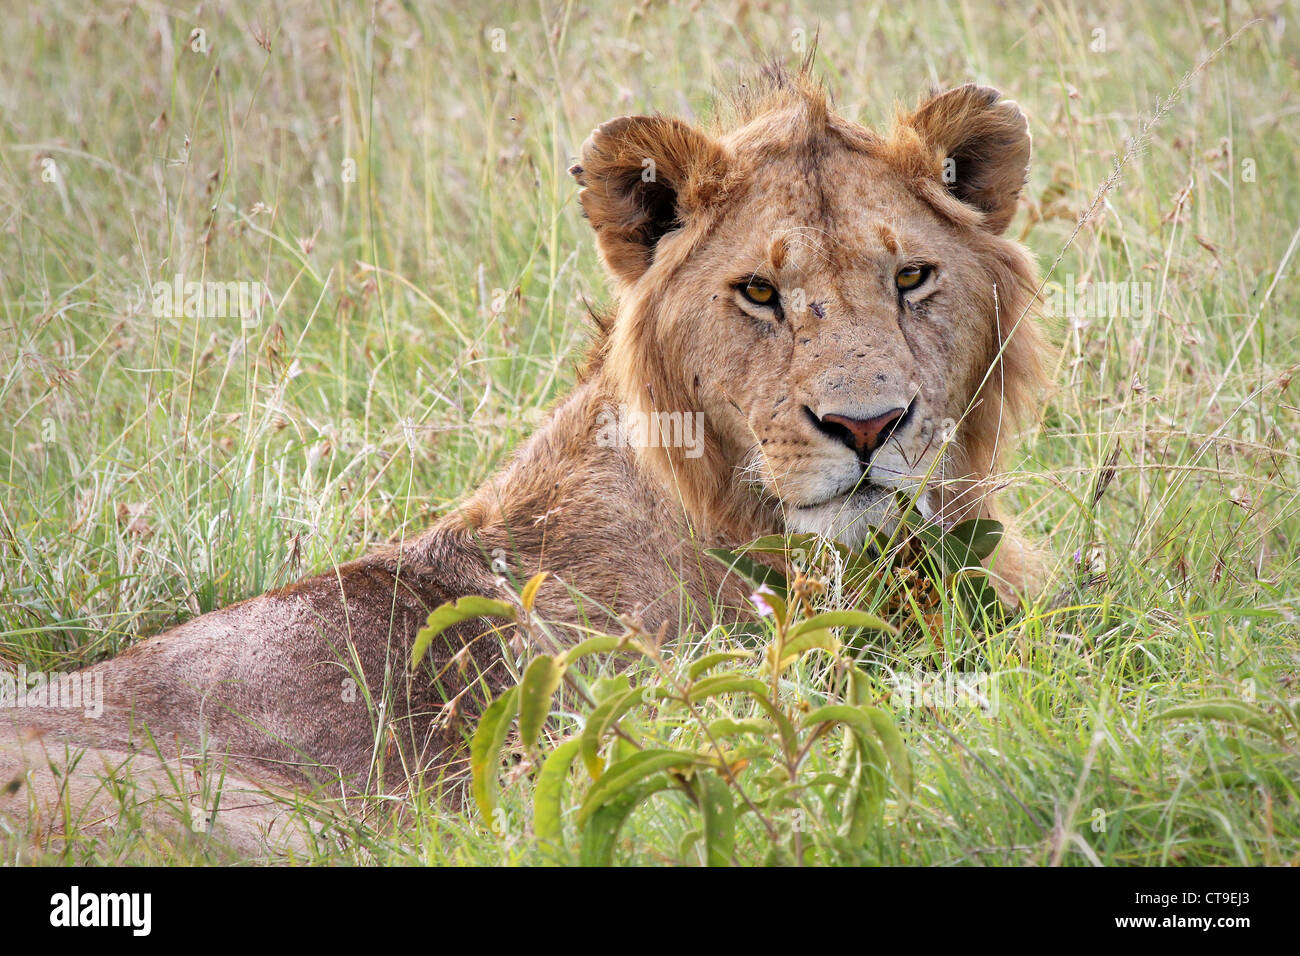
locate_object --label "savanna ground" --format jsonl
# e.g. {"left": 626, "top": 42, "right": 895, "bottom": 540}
{"left": 0, "top": 0, "right": 1297, "bottom": 865}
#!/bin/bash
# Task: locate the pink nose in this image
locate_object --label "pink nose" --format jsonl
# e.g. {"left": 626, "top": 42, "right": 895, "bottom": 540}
{"left": 819, "top": 407, "right": 907, "bottom": 457}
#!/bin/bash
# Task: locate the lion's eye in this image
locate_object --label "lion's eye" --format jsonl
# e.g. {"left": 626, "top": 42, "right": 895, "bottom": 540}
{"left": 740, "top": 280, "right": 778, "bottom": 306}
{"left": 895, "top": 265, "right": 932, "bottom": 292}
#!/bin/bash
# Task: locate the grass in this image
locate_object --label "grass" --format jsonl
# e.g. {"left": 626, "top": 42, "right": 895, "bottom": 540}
{"left": 1, "top": 0, "right": 1297, "bottom": 865}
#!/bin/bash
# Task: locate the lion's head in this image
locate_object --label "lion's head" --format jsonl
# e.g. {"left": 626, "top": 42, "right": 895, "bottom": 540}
{"left": 572, "top": 66, "right": 1047, "bottom": 585}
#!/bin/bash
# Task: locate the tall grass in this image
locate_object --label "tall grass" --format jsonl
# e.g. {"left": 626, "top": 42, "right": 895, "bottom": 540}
{"left": 1, "top": 0, "right": 1296, "bottom": 864}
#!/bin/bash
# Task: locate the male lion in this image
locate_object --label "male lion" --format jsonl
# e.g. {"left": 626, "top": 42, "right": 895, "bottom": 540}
{"left": 1, "top": 66, "right": 1046, "bottom": 852}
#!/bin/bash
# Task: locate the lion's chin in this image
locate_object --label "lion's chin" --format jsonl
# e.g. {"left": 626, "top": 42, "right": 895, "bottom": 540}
{"left": 784, "top": 484, "right": 930, "bottom": 551}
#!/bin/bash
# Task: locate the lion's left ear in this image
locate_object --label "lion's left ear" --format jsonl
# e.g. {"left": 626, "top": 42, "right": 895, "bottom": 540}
{"left": 569, "top": 115, "right": 730, "bottom": 286}
{"left": 902, "top": 85, "right": 1030, "bottom": 234}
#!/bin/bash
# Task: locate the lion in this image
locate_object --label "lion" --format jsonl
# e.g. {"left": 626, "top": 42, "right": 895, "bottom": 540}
{"left": 1, "top": 65, "right": 1046, "bottom": 853}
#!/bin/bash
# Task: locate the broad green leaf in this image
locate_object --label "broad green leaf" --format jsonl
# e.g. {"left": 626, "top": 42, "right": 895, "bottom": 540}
{"left": 562, "top": 635, "right": 627, "bottom": 667}
{"left": 579, "top": 776, "right": 675, "bottom": 866}
{"left": 788, "top": 610, "right": 897, "bottom": 639}
{"left": 706, "top": 717, "right": 771, "bottom": 738}
{"left": 470, "top": 686, "right": 519, "bottom": 822}
{"left": 679, "top": 673, "right": 797, "bottom": 758}
{"left": 848, "top": 666, "right": 873, "bottom": 706}
{"left": 705, "top": 548, "right": 789, "bottom": 598}
{"left": 842, "top": 559, "right": 888, "bottom": 594}
{"left": 768, "top": 629, "right": 840, "bottom": 675}
{"left": 686, "top": 675, "right": 772, "bottom": 704}
{"left": 949, "top": 571, "right": 1006, "bottom": 622}
{"left": 910, "top": 519, "right": 1007, "bottom": 576}
{"left": 846, "top": 732, "right": 888, "bottom": 838}
{"left": 803, "top": 703, "right": 876, "bottom": 739}
{"left": 578, "top": 749, "right": 697, "bottom": 825}
{"left": 801, "top": 772, "right": 856, "bottom": 790}
{"left": 688, "top": 650, "right": 754, "bottom": 680}
{"left": 590, "top": 673, "right": 632, "bottom": 703}
{"left": 945, "top": 518, "right": 1005, "bottom": 562}
{"left": 728, "top": 684, "right": 799, "bottom": 759}
{"left": 864, "top": 706, "right": 913, "bottom": 802}
{"left": 803, "top": 704, "right": 912, "bottom": 803}
{"left": 580, "top": 686, "right": 651, "bottom": 780}
{"left": 697, "top": 771, "right": 735, "bottom": 867}
{"left": 517, "top": 654, "right": 565, "bottom": 751}
{"left": 915, "top": 522, "right": 948, "bottom": 548}
{"left": 678, "top": 829, "right": 702, "bottom": 861}
{"left": 412, "top": 595, "right": 517, "bottom": 667}
{"left": 533, "top": 736, "right": 582, "bottom": 851}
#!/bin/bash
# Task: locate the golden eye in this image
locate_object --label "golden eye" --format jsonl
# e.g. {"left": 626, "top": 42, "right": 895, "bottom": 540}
{"left": 740, "top": 280, "right": 777, "bottom": 306}
{"left": 896, "top": 265, "right": 930, "bottom": 291}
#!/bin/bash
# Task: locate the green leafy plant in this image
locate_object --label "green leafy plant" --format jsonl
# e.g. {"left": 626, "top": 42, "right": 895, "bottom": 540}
{"left": 468, "top": 605, "right": 903, "bottom": 864}
{"left": 411, "top": 518, "right": 1014, "bottom": 865}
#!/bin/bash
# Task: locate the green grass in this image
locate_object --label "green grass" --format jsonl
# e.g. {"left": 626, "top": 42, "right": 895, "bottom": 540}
{"left": 1, "top": 0, "right": 1297, "bottom": 865}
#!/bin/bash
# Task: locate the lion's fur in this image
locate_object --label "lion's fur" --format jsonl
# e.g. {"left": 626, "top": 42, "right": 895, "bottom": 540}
{"left": 2, "top": 63, "right": 1048, "bottom": 852}
{"left": 577, "top": 63, "right": 1046, "bottom": 579}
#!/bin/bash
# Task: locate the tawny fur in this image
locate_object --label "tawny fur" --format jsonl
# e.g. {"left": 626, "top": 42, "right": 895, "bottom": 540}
{"left": 2, "top": 65, "right": 1048, "bottom": 851}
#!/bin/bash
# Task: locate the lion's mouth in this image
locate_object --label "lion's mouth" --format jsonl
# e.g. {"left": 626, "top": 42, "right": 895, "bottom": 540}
{"left": 782, "top": 485, "right": 899, "bottom": 550}
{"left": 784, "top": 480, "right": 937, "bottom": 550}
{"left": 794, "top": 481, "right": 893, "bottom": 511}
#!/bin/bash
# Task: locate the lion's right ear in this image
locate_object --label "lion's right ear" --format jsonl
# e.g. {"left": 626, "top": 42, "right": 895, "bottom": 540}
{"left": 569, "top": 115, "right": 729, "bottom": 286}
{"left": 900, "top": 85, "right": 1031, "bottom": 234}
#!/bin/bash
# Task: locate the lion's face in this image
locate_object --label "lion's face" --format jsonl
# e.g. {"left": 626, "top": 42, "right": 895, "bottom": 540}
{"left": 573, "top": 77, "right": 1044, "bottom": 548}
{"left": 660, "top": 147, "right": 1017, "bottom": 546}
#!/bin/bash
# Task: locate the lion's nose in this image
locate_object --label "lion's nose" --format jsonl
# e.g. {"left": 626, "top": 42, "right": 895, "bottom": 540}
{"left": 813, "top": 406, "right": 909, "bottom": 459}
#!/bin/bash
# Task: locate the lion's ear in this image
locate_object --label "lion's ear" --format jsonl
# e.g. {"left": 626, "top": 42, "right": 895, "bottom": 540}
{"left": 569, "top": 115, "right": 729, "bottom": 285}
{"left": 902, "top": 85, "right": 1030, "bottom": 234}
